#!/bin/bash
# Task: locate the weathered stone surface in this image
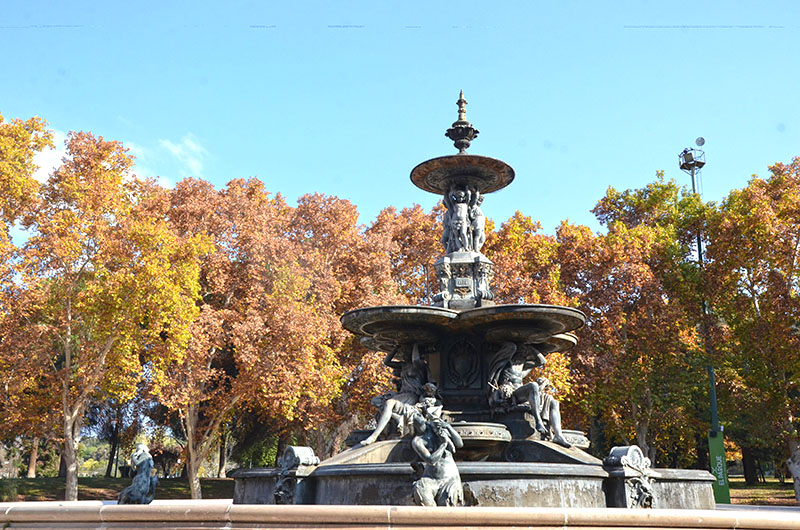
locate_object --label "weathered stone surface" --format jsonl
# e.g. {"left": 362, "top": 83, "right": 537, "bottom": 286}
{"left": 341, "top": 305, "right": 585, "bottom": 354}
{"left": 2, "top": 501, "right": 799, "bottom": 529}
{"left": 311, "top": 462, "right": 609, "bottom": 507}
{"left": 410, "top": 154, "right": 515, "bottom": 195}
{"left": 503, "top": 440, "right": 603, "bottom": 466}
{"left": 233, "top": 470, "right": 278, "bottom": 504}
{"left": 448, "top": 422, "right": 511, "bottom": 460}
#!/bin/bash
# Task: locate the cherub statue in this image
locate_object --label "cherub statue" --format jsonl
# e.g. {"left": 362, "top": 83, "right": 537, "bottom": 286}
{"left": 470, "top": 191, "right": 486, "bottom": 253}
{"left": 441, "top": 185, "right": 474, "bottom": 253}
{"left": 415, "top": 382, "right": 443, "bottom": 420}
{"left": 410, "top": 412, "right": 464, "bottom": 506}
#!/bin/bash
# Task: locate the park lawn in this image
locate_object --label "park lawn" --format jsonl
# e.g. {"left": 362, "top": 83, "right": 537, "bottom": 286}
{"left": 0, "top": 477, "right": 234, "bottom": 501}
{"left": 728, "top": 476, "right": 797, "bottom": 506}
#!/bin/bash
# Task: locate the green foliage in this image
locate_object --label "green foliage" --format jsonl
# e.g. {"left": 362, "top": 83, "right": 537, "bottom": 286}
{"left": 0, "top": 479, "right": 17, "bottom": 501}
{"left": 234, "top": 436, "right": 279, "bottom": 468}
{"left": 3, "top": 112, "right": 800, "bottom": 482}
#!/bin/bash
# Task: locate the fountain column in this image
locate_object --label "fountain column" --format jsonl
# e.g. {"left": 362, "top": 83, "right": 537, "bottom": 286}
{"left": 411, "top": 91, "right": 513, "bottom": 311}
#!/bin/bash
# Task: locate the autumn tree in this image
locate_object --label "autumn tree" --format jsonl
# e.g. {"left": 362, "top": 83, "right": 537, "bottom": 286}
{"left": 156, "top": 182, "right": 399, "bottom": 498}
{"left": 0, "top": 112, "right": 52, "bottom": 308}
{"left": 287, "top": 194, "right": 404, "bottom": 454}
{"left": 0, "top": 113, "right": 56, "bottom": 477}
{"left": 480, "top": 211, "right": 576, "bottom": 403}
{"left": 558, "top": 176, "right": 708, "bottom": 463}
{"left": 2, "top": 132, "right": 205, "bottom": 500}
{"left": 368, "top": 204, "right": 442, "bottom": 305}
{"left": 704, "top": 158, "right": 800, "bottom": 498}
{"left": 0, "top": 113, "right": 53, "bottom": 227}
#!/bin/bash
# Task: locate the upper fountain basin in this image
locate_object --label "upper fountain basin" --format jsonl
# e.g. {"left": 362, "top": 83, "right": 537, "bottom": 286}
{"left": 410, "top": 154, "right": 515, "bottom": 195}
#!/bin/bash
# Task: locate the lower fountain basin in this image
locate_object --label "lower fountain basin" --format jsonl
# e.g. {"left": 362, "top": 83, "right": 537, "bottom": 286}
{"left": 232, "top": 461, "right": 715, "bottom": 509}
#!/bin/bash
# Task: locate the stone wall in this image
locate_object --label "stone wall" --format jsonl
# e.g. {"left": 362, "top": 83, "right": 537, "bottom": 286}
{"left": 3, "top": 501, "right": 799, "bottom": 529}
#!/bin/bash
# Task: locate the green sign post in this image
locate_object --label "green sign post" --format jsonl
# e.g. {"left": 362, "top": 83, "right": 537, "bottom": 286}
{"left": 707, "top": 429, "right": 730, "bottom": 504}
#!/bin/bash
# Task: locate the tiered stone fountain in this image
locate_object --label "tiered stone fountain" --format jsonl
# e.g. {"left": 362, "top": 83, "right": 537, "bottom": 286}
{"left": 232, "top": 93, "right": 715, "bottom": 509}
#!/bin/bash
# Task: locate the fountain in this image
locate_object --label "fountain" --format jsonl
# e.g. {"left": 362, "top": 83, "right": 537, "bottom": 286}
{"left": 232, "top": 93, "right": 715, "bottom": 509}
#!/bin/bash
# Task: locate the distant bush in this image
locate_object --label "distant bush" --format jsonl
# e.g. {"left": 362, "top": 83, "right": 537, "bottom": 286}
{"left": 0, "top": 479, "right": 18, "bottom": 501}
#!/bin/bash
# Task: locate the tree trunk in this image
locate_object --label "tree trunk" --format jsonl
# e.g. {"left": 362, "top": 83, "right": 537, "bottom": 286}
{"left": 105, "top": 421, "right": 119, "bottom": 478}
{"left": 63, "top": 417, "right": 79, "bottom": 501}
{"left": 742, "top": 446, "right": 758, "bottom": 485}
{"left": 26, "top": 437, "right": 39, "bottom": 478}
{"left": 694, "top": 433, "right": 708, "bottom": 470}
{"left": 184, "top": 405, "right": 202, "bottom": 499}
{"left": 275, "top": 431, "right": 292, "bottom": 467}
{"left": 186, "top": 456, "right": 202, "bottom": 500}
{"left": 58, "top": 447, "right": 66, "bottom": 478}
{"left": 325, "top": 415, "right": 359, "bottom": 458}
{"left": 217, "top": 434, "right": 227, "bottom": 478}
{"left": 634, "top": 415, "right": 654, "bottom": 463}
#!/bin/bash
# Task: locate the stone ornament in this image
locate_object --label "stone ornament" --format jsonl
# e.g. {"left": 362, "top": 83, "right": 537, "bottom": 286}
{"left": 603, "top": 445, "right": 655, "bottom": 509}
{"left": 445, "top": 90, "right": 479, "bottom": 153}
{"left": 118, "top": 443, "right": 158, "bottom": 504}
{"left": 603, "top": 445, "right": 651, "bottom": 473}
{"left": 274, "top": 446, "right": 320, "bottom": 505}
{"left": 475, "top": 261, "right": 493, "bottom": 302}
{"left": 432, "top": 254, "right": 495, "bottom": 310}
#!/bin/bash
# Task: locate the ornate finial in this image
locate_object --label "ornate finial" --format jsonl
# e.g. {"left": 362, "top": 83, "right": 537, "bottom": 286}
{"left": 457, "top": 90, "right": 467, "bottom": 121}
{"left": 445, "top": 90, "right": 479, "bottom": 153}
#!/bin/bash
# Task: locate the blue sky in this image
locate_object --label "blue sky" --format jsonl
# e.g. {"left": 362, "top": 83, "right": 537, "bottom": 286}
{"left": 2, "top": 1, "right": 798, "bottom": 234}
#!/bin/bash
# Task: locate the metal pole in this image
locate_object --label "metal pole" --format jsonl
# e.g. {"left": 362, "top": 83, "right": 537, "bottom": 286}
{"left": 686, "top": 152, "right": 729, "bottom": 503}
{"left": 689, "top": 165, "right": 721, "bottom": 433}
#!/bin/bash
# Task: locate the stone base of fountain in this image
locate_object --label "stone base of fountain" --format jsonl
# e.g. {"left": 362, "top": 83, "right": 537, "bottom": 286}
{"left": 231, "top": 440, "right": 715, "bottom": 509}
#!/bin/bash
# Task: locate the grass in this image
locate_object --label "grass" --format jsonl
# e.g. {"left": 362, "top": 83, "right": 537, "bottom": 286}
{"left": 728, "top": 476, "right": 798, "bottom": 506}
{"left": 0, "top": 477, "right": 234, "bottom": 502}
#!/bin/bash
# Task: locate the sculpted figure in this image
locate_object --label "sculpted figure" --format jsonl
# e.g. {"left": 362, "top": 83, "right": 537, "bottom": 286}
{"left": 361, "top": 343, "right": 429, "bottom": 445}
{"left": 476, "top": 263, "right": 493, "bottom": 302}
{"left": 470, "top": 192, "right": 486, "bottom": 253}
{"left": 433, "top": 260, "right": 451, "bottom": 307}
{"left": 410, "top": 412, "right": 464, "bottom": 506}
{"left": 441, "top": 185, "right": 473, "bottom": 253}
{"left": 488, "top": 342, "right": 571, "bottom": 448}
{"left": 415, "top": 382, "right": 443, "bottom": 420}
{"left": 118, "top": 444, "right": 158, "bottom": 504}
{"left": 533, "top": 377, "right": 571, "bottom": 448}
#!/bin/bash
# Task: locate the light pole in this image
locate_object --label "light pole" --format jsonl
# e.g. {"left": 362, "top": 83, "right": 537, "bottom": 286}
{"left": 679, "top": 139, "right": 730, "bottom": 504}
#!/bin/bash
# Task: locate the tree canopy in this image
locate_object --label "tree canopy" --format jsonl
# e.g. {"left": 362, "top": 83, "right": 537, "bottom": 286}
{"left": 2, "top": 112, "right": 800, "bottom": 498}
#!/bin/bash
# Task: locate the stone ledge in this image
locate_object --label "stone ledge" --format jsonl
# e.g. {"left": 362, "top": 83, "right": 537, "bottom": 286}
{"left": 0, "top": 502, "right": 799, "bottom": 529}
